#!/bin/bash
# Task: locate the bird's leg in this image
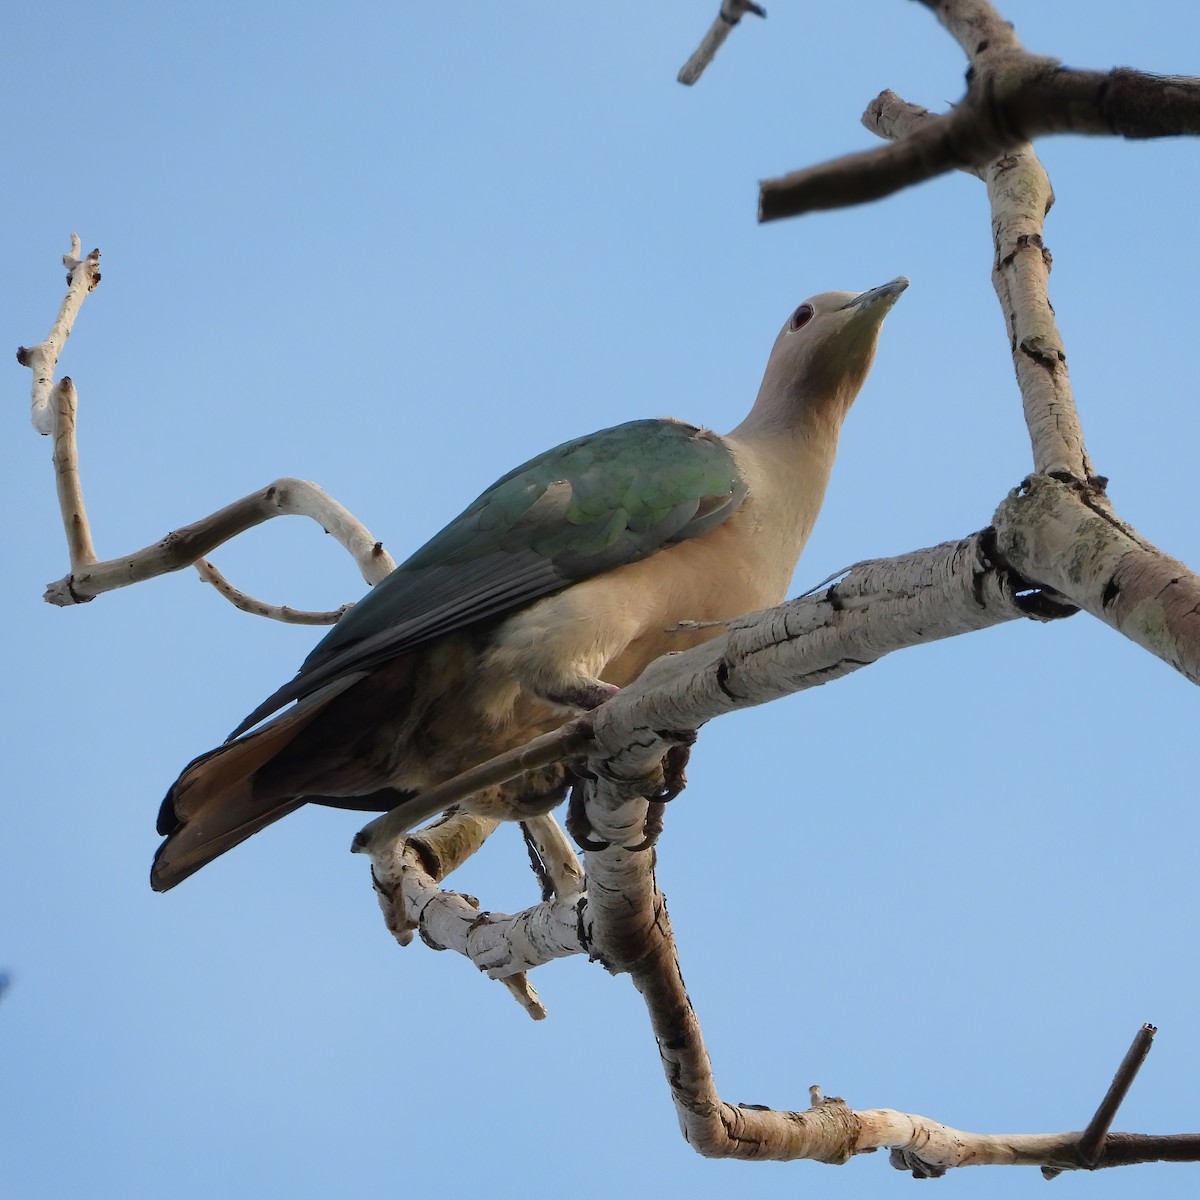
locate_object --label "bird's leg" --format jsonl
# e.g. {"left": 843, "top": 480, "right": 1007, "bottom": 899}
{"left": 541, "top": 675, "right": 619, "bottom": 711}
{"left": 504, "top": 766, "right": 571, "bottom": 821}
{"left": 541, "top": 676, "right": 623, "bottom": 848}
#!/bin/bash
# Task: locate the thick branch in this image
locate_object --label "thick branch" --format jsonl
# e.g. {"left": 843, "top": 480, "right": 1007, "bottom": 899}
{"left": 588, "top": 532, "right": 1049, "bottom": 774}
{"left": 994, "top": 477, "right": 1200, "bottom": 685}
{"left": 353, "top": 533, "right": 1049, "bottom": 989}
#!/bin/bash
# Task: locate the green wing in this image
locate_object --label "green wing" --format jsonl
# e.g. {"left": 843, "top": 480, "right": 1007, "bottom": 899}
{"left": 230, "top": 419, "right": 746, "bottom": 737}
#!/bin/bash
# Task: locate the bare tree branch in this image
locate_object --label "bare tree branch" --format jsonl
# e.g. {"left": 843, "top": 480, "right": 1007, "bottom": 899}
{"left": 37, "top": 474, "right": 396, "bottom": 608}
{"left": 863, "top": 95, "right": 1092, "bottom": 482}
{"left": 16, "top": 234, "right": 100, "bottom": 436}
{"left": 677, "top": 0, "right": 765, "bottom": 86}
{"left": 859, "top": 58, "right": 1200, "bottom": 695}
{"left": 194, "top": 558, "right": 353, "bottom": 625}
{"left": 17, "top": 239, "right": 397, "bottom": 617}
{"left": 1042, "top": 1023, "right": 1158, "bottom": 1178}
{"left": 47, "top": 378, "right": 98, "bottom": 574}
{"left": 757, "top": 0, "right": 1200, "bottom": 222}
{"left": 568, "top": 747, "right": 1200, "bottom": 1170}
{"left": 521, "top": 811, "right": 584, "bottom": 898}
{"left": 994, "top": 477, "right": 1200, "bottom": 683}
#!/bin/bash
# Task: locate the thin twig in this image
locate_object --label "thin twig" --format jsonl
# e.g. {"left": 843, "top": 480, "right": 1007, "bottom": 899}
{"left": 520, "top": 813, "right": 584, "bottom": 898}
{"left": 50, "top": 378, "right": 97, "bottom": 574}
{"left": 194, "top": 558, "right": 353, "bottom": 625}
{"left": 677, "top": 0, "right": 765, "bottom": 86}
{"left": 16, "top": 234, "right": 100, "bottom": 435}
{"left": 42, "top": 477, "right": 396, "bottom": 607}
{"left": 1042, "top": 1023, "right": 1159, "bottom": 1177}
{"left": 20, "top": 237, "right": 397, "bottom": 612}
{"left": 499, "top": 975, "right": 547, "bottom": 1020}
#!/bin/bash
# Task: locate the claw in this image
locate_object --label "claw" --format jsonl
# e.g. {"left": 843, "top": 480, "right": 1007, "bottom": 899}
{"left": 654, "top": 741, "right": 692, "bottom": 803}
{"left": 626, "top": 800, "right": 666, "bottom": 852}
{"left": 566, "top": 779, "right": 609, "bottom": 851}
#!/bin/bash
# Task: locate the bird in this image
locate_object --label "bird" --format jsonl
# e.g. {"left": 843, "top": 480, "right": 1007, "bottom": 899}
{"left": 151, "top": 278, "right": 907, "bottom": 891}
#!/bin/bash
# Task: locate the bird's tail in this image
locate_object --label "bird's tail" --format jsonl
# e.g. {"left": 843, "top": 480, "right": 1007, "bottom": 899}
{"left": 151, "top": 679, "right": 358, "bottom": 892}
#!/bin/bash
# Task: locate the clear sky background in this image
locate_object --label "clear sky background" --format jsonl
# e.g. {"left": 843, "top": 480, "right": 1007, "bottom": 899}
{"left": 5, "top": 3, "right": 1200, "bottom": 1197}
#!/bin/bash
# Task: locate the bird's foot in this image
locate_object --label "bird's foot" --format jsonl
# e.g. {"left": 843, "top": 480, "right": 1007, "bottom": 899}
{"left": 625, "top": 800, "right": 667, "bottom": 853}
{"left": 653, "top": 738, "right": 693, "bottom": 804}
{"left": 626, "top": 736, "right": 694, "bottom": 850}
{"left": 564, "top": 735, "right": 695, "bottom": 853}
{"left": 565, "top": 775, "right": 609, "bottom": 851}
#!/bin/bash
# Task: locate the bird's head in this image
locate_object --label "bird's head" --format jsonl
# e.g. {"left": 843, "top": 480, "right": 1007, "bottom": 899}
{"left": 750, "top": 277, "right": 908, "bottom": 431}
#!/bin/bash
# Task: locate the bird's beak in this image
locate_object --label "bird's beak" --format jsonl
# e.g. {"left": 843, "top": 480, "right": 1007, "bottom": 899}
{"left": 844, "top": 276, "right": 910, "bottom": 311}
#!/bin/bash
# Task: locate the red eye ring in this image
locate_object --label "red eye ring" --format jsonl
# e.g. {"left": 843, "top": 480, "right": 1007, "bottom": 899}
{"left": 788, "top": 303, "right": 814, "bottom": 331}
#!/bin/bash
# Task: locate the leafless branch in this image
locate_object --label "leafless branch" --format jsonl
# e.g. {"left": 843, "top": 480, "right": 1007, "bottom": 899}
{"left": 757, "top": 0, "right": 1200, "bottom": 222}
{"left": 194, "top": 558, "right": 353, "bottom": 625}
{"left": 16, "top": 233, "right": 100, "bottom": 435}
{"left": 863, "top": 95, "right": 1091, "bottom": 481}
{"left": 677, "top": 0, "right": 765, "bottom": 86}
{"left": 38, "top": 475, "right": 397, "bottom": 609}
{"left": 861, "top": 75, "right": 1200, "bottom": 682}
{"left": 17, "top": 239, "right": 397, "bottom": 619}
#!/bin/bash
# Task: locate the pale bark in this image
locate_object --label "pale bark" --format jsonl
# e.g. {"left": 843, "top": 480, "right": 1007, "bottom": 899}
{"left": 17, "top": 242, "right": 395, "bottom": 618}
{"left": 18, "top": 234, "right": 100, "bottom": 436}
{"left": 994, "top": 477, "right": 1200, "bottom": 685}
{"left": 40, "top": 476, "right": 396, "bottom": 608}
{"left": 194, "top": 558, "right": 354, "bottom": 625}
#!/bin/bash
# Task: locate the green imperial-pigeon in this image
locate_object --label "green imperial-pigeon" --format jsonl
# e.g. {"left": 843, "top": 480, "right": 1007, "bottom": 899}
{"left": 152, "top": 279, "right": 907, "bottom": 891}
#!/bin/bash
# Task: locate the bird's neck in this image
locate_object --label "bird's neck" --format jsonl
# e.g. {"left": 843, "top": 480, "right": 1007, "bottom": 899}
{"left": 721, "top": 403, "right": 845, "bottom": 602}
{"left": 725, "top": 387, "right": 846, "bottom": 459}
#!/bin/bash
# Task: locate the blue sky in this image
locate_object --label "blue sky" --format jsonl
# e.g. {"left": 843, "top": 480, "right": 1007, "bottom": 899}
{"left": 5, "top": 3, "right": 1200, "bottom": 1197}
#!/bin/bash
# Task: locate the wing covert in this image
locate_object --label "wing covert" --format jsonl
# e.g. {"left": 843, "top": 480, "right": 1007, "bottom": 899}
{"left": 229, "top": 419, "right": 746, "bottom": 737}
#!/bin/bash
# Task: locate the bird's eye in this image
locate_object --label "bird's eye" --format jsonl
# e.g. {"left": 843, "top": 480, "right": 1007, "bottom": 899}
{"left": 788, "top": 304, "right": 814, "bottom": 332}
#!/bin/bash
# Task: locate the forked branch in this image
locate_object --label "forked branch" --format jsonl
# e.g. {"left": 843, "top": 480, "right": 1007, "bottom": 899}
{"left": 757, "top": 0, "right": 1200, "bottom": 221}
{"left": 17, "top": 241, "right": 396, "bottom": 617}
